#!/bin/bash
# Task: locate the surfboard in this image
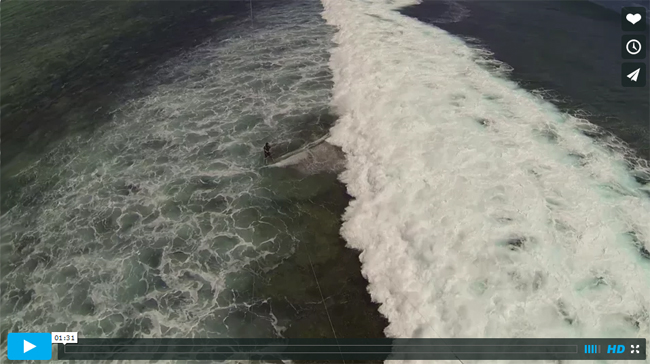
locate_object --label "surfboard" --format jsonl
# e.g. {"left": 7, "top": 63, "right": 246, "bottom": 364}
{"left": 262, "top": 133, "right": 331, "bottom": 169}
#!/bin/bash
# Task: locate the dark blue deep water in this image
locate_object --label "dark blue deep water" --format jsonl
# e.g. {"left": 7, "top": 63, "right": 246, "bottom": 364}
{"left": 401, "top": 0, "right": 650, "bottom": 160}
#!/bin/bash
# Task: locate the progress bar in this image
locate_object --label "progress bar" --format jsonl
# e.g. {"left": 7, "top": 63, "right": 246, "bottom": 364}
{"left": 57, "top": 338, "right": 647, "bottom": 361}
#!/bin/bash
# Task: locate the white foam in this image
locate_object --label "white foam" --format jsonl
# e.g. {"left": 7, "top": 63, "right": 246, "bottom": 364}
{"left": 1, "top": 0, "right": 334, "bottom": 348}
{"left": 322, "top": 0, "right": 650, "bottom": 362}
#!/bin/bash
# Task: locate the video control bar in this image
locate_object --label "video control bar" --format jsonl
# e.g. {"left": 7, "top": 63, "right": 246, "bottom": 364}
{"left": 57, "top": 338, "right": 646, "bottom": 361}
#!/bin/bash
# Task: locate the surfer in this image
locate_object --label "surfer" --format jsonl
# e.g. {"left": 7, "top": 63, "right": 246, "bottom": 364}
{"left": 263, "top": 142, "right": 272, "bottom": 161}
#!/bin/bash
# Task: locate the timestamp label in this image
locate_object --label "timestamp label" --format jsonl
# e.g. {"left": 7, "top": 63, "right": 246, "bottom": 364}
{"left": 52, "top": 332, "right": 78, "bottom": 345}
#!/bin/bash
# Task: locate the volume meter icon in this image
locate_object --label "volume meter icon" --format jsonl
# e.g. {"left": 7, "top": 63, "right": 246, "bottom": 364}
{"left": 585, "top": 345, "right": 600, "bottom": 354}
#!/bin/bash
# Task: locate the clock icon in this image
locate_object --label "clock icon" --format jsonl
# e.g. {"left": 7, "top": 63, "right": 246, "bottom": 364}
{"left": 627, "top": 39, "right": 642, "bottom": 55}
{"left": 622, "top": 35, "right": 646, "bottom": 59}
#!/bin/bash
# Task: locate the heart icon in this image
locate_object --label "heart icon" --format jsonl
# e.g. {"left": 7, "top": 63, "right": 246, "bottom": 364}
{"left": 627, "top": 13, "right": 642, "bottom": 25}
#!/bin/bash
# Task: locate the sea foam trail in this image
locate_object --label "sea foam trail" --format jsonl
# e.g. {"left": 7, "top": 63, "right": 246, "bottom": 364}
{"left": 321, "top": 0, "right": 650, "bottom": 362}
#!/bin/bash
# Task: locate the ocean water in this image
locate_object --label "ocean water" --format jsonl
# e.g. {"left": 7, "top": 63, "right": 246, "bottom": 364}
{"left": 2, "top": 0, "right": 650, "bottom": 363}
{"left": 400, "top": 0, "right": 650, "bottom": 160}
{"left": 1, "top": 0, "right": 386, "bottom": 360}
{"left": 322, "top": 0, "right": 650, "bottom": 362}
{"left": 1, "top": 0, "right": 250, "bottom": 169}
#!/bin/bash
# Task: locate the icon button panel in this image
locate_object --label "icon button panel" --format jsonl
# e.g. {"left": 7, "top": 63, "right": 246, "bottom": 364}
{"left": 622, "top": 7, "right": 647, "bottom": 31}
{"left": 622, "top": 35, "right": 646, "bottom": 59}
{"left": 622, "top": 62, "right": 646, "bottom": 87}
{"left": 7, "top": 333, "right": 52, "bottom": 361}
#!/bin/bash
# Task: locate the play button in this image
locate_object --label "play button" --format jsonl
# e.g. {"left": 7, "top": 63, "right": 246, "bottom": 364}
{"left": 7, "top": 333, "right": 52, "bottom": 360}
{"left": 24, "top": 340, "right": 36, "bottom": 353}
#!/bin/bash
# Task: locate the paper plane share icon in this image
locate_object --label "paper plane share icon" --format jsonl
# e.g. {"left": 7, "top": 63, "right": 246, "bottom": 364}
{"left": 627, "top": 68, "right": 641, "bottom": 82}
{"left": 622, "top": 63, "right": 646, "bottom": 87}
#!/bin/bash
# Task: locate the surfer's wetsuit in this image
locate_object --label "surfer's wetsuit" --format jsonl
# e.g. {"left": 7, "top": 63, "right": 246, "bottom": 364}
{"left": 263, "top": 143, "right": 272, "bottom": 159}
